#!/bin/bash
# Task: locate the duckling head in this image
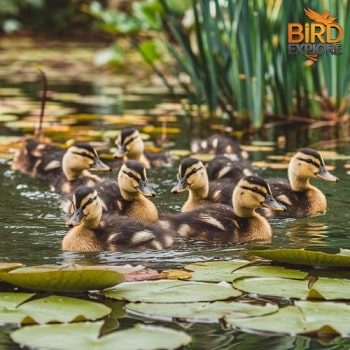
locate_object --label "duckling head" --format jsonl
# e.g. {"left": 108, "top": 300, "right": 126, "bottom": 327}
{"left": 62, "top": 143, "right": 111, "bottom": 180}
{"left": 114, "top": 127, "right": 144, "bottom": 160}
{"left": 66, "top": 186, "right": 104, "bottom": 228}
{"left": 233, "top": 176, "right": 286, "bottom": 217}
{"left": 288, "top": 148, "right": 339, "bottom": 189}
{"left": 171, "top": 157, "right": 208, "bottom": 194}
{"left": 118, "top": 160, "right": 156, "bottom": 198}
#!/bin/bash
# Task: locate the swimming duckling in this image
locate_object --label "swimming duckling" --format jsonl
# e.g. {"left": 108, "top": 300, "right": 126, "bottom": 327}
{"left": 171, "top": 157, "right": 235, "bottom": 211}
{"left": 191, "top": 133, "right": 249, "bottom": 160}
{"left": 52, "top": 143, "right": 111, "bottom": 200}
{"left": 113, "top": 127, "right": 171, "bottom": 168}
{"left": 11, "top": 138, "right": 65, "bottom": 179}
{"left": 62, "top": 186, "right": 174, "bottom": 252}
{"left": 160, "top": 175, "right": 286, "bottom": 243}
{"left": 95, "top": 160, "right": 159, "bottom": 223}
{"left": 205, "top": 154, "right": 255, "bottom": 182}
{"left": 259, "top": 148, "right": 339, "bottom": 218}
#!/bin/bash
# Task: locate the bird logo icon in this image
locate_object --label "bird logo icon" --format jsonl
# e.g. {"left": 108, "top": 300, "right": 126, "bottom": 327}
{"left": 304, "top": 8, "right": 337, "bottom": 25}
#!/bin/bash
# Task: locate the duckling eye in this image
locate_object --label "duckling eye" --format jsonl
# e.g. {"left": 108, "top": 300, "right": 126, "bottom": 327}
{"left": 251, "top": 187, "right": 258, "bottom": 192}
{"left": 306, "top": 159, "right": 313, "bottom": 164}
{"left": 86, "top": 198, "right": 94, "bottom": 205}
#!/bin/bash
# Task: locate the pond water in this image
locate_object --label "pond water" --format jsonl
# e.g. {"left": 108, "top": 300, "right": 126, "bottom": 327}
{"left": 1, "top": 40, "right": 350, "bottom": 349}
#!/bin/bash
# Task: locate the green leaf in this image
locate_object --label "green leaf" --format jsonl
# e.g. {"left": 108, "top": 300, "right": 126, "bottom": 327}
{"left": 185, "top": 260, "right": 307, "bottom": 282}
{"left": 11, "top": 322, "right": 192, "bottom": 350}
{"left": 296, "top": 301, "right": 350, "bottom": 336}
{"left": 226, "top": 305, "right": 317, "bottom": 336}
{"left": 233, "top": 276, "right": 350, "bottom": 300}
{"left": 0, "top": 293, "right": 110, "bottom": 325}
{"left": 105, "top": 279, "right": 241, "bottom": 302}
{"left": 250, "top": 248, "right": 350, "bottom": 267}
{"left": 17, "top": 295, "right": 111, "bottom": 324}
{"left": 0, "top": 265, "right": 124, "bottom": 292}
{"left": 126, "top": 299, "right": 278, "bottom": 323}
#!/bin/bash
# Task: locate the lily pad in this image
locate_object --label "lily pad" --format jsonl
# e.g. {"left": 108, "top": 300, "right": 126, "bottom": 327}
{"left": 249, "top": 248, "right": 350, "bottom": 267}
{"left": 232, "top": 276, "right": 350, "bottom": 300}
{"left": 0, "top": 265, "right": 124, "bottom": 292}
{"left": 185, "top": 261, "right": 307, "bottom": 282}
{"left": 126, "top": 299, "right": 279, "bottom": 323}
{"left": 0, "top": 294, "right": 111, "bottom": 325}
{"left": 105, "top": 280, "right": 241, "bottom": 303}
{"left": 295, "top": 300, "right": 350, "bottom": 335}
{"left": 11, "top": 321, "right": 192, "bottom": 350}
{"left": 226, "top": 305, "right": 319, "bottom": 335}
{"left": 227, "top": 301, "right": 350, "bottom": 336}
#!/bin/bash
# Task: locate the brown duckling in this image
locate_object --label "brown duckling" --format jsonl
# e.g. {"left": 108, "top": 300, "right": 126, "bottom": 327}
{"left": 205, "top": 154, "right": 255, "bottom": 182}
{"left": 62, "top": 185, "right": 174, "bottom": 252}
{"left": 259, "top": 148, "right": 339, "bottom": 218}
{"left": 171, "top": 157, "right": 235, "bottom": 211}
{"left": 113, "top": 127, "right": 171, "bottom": 168}
{"left": 52, "top": 143, "right": 111, "bottom": 210}
{"left": 160, "top": 175, "right": 286, "bottom": 244}
{"left": 11, "top": 138, "right": 65, "bottom": 179}
{"left": 191, "top": 133, "right": 250, "bottom": 160}
{"left": 95, "top": 160, "right": 159, "bottom": 223}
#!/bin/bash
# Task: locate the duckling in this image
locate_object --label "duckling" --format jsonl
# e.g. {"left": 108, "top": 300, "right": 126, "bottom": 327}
{"left": 159, "top": 175, "right": 286, "bottom": 243}
{"left": 171, "top": 157, "right": 235, "bottom": 211}
{"left": 11, "top": 138, "right": 65, "bottom": 179}
{"left": 206, "top": 154, "right": 255, "bottom": 182}
{"left": 95, "top": 160, "right": 159, "bottom": 223}
{"left": 62, "top": 185, "right": 174, "bottom": 252}
{"left": 191, "top": 133, "right": 250, "bottom": 161}
{"left": 52, "top": 143, "right": 111, "bottom": 204}
{"left": 259, "top": 148, "right": 339, "bottom": 218}
{"left": 113, "top": 127, "right": 171, "bottom": 168}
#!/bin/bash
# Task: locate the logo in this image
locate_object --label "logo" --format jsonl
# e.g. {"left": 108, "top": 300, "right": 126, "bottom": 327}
{"left": 288, "top": 8, "right": 343, "bottom": 61}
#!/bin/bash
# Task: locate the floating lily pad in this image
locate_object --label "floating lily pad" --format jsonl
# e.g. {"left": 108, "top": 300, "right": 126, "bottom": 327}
{"left": 226, "top": 305, "right": 319, "bottom": 336}
{"left": 227, "top": 301, "right": 350, "bottom": 337}
{"left": 185, "top": 261, "right": 307, "bottom": 282}
{"left": 0, "top": 265, "right": 124, "bottom": 292}
{"left": 105, "top": 280, "right": 241, "bottom": 303}
{"left": 232, "top": 276, "right": 350, "bottom": 300}
{"left": 295, "top": 300, "right": 350, "bottom": 335}
{"left": 250, "top": 248, "right": 350, "bottom": 267}
{"left": 126, "top": 299, "right": 278, "bottom": 323}
{"left": 11, "top": 321, "right": 192, "bottom": 350}
{"left": 0, "top": 292, "right": 36, "bottom": 324}
{"left": 0, "top": 294, "right": 111, "bottom": 325}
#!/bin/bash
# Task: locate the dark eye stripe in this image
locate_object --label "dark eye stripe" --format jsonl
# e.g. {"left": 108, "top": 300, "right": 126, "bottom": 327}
{"left": 72, "top": 151, "right": 95, "bottom": 161}
{"left": 82, "top": 195, "right": 97, "bottom": 210}
{"left": 297, "top": 157, "right": 320, "bottom": 168}
{"left": 121, "top": 136, "right": 138, "bottom": 147}
{"left": 241, "top": 185, "right": 266, "bottom": 197}
{"left": 123, "top": 170, "right": 140, "bottom": 182}
{"left": 185, "top": 166, "right": 203, "bottom": 179}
